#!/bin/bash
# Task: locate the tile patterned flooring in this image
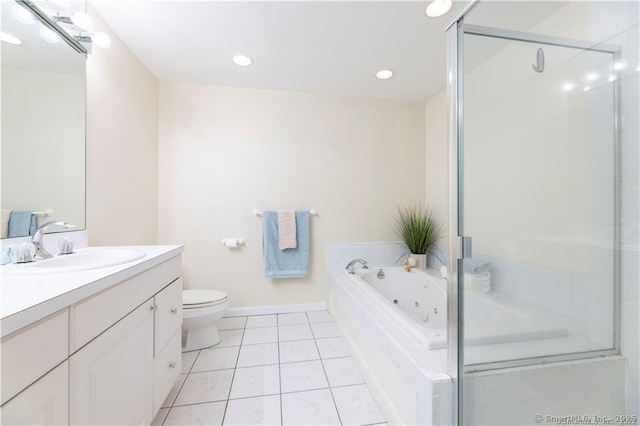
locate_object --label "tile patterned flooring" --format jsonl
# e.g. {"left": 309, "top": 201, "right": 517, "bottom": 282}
{"left": 151, "top": 311, "right": 387, "bottom": 426}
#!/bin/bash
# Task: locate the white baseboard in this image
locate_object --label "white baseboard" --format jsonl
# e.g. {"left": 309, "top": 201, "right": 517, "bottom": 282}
{"left": 225, "top": 302, "right": 327, "bottom": 317}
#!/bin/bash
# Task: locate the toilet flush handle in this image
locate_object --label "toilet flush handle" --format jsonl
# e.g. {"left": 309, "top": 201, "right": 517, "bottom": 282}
{"left": 171, "top": 307, "right": 178, "bottom": 314}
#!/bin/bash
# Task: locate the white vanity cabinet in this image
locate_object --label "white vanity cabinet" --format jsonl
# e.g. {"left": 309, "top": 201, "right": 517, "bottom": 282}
{"left": 0, "top": 251, "right": 183, "bottom": 426}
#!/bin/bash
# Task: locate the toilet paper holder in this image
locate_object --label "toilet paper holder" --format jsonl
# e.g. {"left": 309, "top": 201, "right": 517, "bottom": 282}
{"left": 221, "top": 238, "right": 246, "bottom": 248}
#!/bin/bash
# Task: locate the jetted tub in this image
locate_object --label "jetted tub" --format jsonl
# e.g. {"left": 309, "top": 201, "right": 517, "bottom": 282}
{"left": 352, "top": 267, "right": 569, "bottom": 349}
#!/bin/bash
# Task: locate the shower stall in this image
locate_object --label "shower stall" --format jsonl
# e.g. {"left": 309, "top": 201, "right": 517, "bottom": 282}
{"left": 446, "top": 1, "right": 639, "bottom": 424}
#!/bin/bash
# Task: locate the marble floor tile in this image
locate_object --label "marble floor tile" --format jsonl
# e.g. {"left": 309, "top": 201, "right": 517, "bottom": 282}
{"left": 181, "top": 350, "right": 199, "bottom": 374}
{"left": 174, "top": 369, "right": 234, "bottom": 406}
{"left": 281, "top": 389, "right": 341, "bottom": 426}
{"left": 164, "top": 401, "right": 227, "bottom": 426}
{"left": 278, "top": 312, "right": 309, "bottom": 326}
{"left": 229, "top": 365, "right": 280, "bottom": 399}
{"left": 243, "top": 327, "right": 279, "bottom": 345}
{"left": 216, "top": 316, "right": 247, "bottom": 331}
{"left": 161, "top": 374, "right": 187, "bottom": 408}
{"left": 151, "top": 408, "right": 169, "bottom": 426}
{"left": 278, "top": 324, "right": 313, "bottom": 342}
{"left": 332, "top": 384, "right": 386, "bottom": 426}
{"left": 316, "top": 337, "right": 351, "bottom": 359}
{"left": 279, "top": 340, "right": 320, "bottom": 364}
{"left": 306, "top": 311, "right": 332, "bottom": 323}
{"left": 246, "top": 315, "right": 278, "bottom": 328}
{"left": 323, "top": 357, "right": 364, "bottom": 387}
{"left": 223, "top": 394, "right": 281, "bottom": 425}
{"left": 280, "top": 360, "right": 328, "bottom": 393}
{"left": 237, "top": 343, "right": 279, "bottom": 368}
{"left": 191, "top": 346, "right": 240, "bottom": 372}
{"left": 310, "top": 322, "right": 340, "bottom": 339}
{"left": 217, "top": 329, "right": 244, "bottom": 348}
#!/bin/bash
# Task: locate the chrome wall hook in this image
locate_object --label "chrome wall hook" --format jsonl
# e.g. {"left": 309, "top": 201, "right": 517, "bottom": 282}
{"left": 532, "top": 47, "right": 545, "bottom": 73}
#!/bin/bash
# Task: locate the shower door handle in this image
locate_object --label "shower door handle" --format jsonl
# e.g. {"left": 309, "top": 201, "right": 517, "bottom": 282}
{"left": 458, "top": 236, "right": 472, "bottom": 259}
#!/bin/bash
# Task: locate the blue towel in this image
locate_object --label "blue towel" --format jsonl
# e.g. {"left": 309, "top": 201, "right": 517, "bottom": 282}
{"left": 7, "top": 211, "right": 36, "bottom": 238}
{"left": 263, "top": 211, "right": 310, "bottom": 278}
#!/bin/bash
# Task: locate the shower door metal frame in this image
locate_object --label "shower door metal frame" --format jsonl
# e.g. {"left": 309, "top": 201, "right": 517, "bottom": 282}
{"left": 445, "top": 4, "right": 622, "bottom": 424}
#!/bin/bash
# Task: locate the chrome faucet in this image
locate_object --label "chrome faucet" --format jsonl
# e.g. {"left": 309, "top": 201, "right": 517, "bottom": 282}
{"left": 32, "top": 221, "right": 75, "bottom": 259}
{"left": 345, "top": 258, "right": 368, "bottom": 274}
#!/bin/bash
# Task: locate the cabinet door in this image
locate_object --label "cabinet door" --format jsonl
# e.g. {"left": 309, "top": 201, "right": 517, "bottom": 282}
{"left": 154, "top": 278, "right": 183, "bottom": 356}
{"left": 70, "top": 302, "right": 154, "bottom": 425}
{"left": 153, "top": 329, "right": 182, "bottom": 413}
{"left": 0, "top": 361, "right": 68, "bottom": 425}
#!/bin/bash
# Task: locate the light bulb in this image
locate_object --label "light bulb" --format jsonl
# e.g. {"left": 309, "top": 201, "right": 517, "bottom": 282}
{"left": 584, "top": 72, "right": 600, "bottom": 82}
{"left": 232, "top": 55, "right": 252, "bottom": 67}
{"left": 562, "top": 82, "right": 576, "bottom": 92}
{"left": 0, "top": 32, "right": 22, "bottom": 45}
{"left": 376, "top": 69, "right": 394, "bottom": 80}
{"left": 13, "top": 4, "right": 36, "bottom": 24}
{"left": 91, "top": 32, "right": 112, "bottom": 48}
{"left": 608, "top": 74, "right": 616, "bottom": 82}
{"left": 39, "top": 26, "right": 61, "bottom": 43}
{"left": 613, "top": 61, "right": 627, "bottom": 71}
{"left": 426, "top": 0, "right": 453, "bottom": 18}
{"left": 71, "top": 11, "right": 94, "bottom": 31}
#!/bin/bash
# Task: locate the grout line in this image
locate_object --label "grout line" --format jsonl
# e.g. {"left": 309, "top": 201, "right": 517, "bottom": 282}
{"left": 309, "top": 311, "right": 344, "bottom": 425}
{"left": 277, "top": 317, "right": 284, "bottom": 426}
{"left": 171, "top": 399, "right": 230, "bottom": 408}
{"left": 220, "top": 324, "right": 245, "bottom": 424}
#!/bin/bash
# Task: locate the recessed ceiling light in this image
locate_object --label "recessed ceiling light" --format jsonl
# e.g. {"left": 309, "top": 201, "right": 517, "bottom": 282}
{"left": 0, "top": 32, "right": 22, "bottom": 45}
{"left": 13, "top": 4, "right": 36, "bottom": 24}
{"left": 426, "top": 0, "right": 453, "bottom": 18}
{"left": 39, "top": 26, "right": 60, "bottom": 44}
{"left": 232, "top": 55, "right": 252, "bottom": 67}
{"left": 376, "top": 69, "right": 394, "bottom": 80}
{"left": 561, "top": 82, "right": 576, "bottom": 92}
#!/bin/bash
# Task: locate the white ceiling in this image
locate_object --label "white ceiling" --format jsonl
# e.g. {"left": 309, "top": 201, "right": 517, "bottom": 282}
{"left": 91, "top": 0, "right": 466, "bottom": 102}
{"left": 90, "top": 1, "right": 566, "bottom": 102}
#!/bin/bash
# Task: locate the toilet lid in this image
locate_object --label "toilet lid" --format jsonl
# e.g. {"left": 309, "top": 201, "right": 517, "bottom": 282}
{"left": 183, "top": 289, "right": 228, "bottom": 306}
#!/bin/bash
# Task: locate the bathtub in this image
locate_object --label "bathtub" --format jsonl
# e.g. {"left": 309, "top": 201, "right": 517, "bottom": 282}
{"left": 353, "top": 266, "right": 569, "bottom": 350}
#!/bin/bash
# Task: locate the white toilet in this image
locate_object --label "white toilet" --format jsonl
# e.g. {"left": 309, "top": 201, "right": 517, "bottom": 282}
{"left": 182, "top": 289, "right": 230, "bottom": 351}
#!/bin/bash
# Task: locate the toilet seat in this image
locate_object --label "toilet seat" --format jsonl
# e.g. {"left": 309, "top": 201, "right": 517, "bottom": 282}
{"left": 183, "top": 289, "right": 228, "bottom": 309}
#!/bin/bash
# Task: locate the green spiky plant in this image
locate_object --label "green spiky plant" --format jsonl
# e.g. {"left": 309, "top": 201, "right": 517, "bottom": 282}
{"left": 394, "top": 205, "right": 443, "bottom": 255}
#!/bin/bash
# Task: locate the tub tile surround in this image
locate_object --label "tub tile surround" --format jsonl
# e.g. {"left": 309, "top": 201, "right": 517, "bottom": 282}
{"left": 154, "top": 311, "right": 387, "bottom": 426}
{"left": 326, "top": 241, "right": 409, "bottom": 273}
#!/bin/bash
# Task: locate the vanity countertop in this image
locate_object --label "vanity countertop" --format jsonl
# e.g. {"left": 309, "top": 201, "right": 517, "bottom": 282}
{"left": 0, "top": 245, "right": 184, "bottom": 338}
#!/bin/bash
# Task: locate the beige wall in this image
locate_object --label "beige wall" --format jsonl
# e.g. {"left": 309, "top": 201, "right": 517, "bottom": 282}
{"left": 424, "top": 90, "right": 448, "bottom": 239}
{"left": 86, "top": 6, "right": 159, "bottom": 245}
{"left": 158, "top": 83, "right": 425, "bottom": 307}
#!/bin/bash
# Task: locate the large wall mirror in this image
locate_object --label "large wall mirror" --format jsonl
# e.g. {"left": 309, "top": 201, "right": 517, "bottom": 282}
{"left": 1, "top": 0, "right": 86, "bottom": 238}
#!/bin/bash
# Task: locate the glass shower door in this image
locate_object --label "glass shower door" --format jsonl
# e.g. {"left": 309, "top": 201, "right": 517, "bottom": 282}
{"left": 458, "top": 30, "right": 618, "bottom": 424}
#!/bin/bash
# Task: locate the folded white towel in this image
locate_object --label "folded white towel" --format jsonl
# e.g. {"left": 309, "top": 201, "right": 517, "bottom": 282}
{"left": 1, "top": 209, "right": 12, "bottom": 239}
{"left": 464, "top": 271, "right": 491, "bottom": 294}
{"left": 277, "top": 210, "right": 297, "bottom": 250}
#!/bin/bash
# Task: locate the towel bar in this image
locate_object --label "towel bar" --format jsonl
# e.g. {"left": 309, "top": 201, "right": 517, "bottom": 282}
{"left": 253, "top": 209, "right": 318, "bottom": 217}
{"left": 32, "top": 209, "right": 54, "bottom": 217}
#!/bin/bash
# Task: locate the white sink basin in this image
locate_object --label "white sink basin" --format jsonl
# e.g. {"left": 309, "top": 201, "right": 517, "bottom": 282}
{"left": 2, "top": 248, "right": 147, "bottom": 274}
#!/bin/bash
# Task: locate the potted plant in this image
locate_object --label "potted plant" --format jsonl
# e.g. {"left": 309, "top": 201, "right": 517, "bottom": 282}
{"left": 394, "top": 205, "right": 443, "bottom": 269}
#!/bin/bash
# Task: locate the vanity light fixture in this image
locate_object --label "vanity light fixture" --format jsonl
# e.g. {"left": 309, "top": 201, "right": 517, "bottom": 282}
{"left": 39, "top": 26, "right": 61, "bottom": 43}
{"left": 232, "top": 54, "right": 253, "bottom": 67}
{"left": 70, "top": 11, "right": 94, "bottom": 31}
{"left": 426, "top": 0, "right": 453, "bottom": 18}
{"left": 376, "top": 69, "right": 394, "bottom": 80}
{"left": 90, "top": 31, "right": 112, "bottom": 49}
{"left": 0, "top": 32, "right": 22, "bottom": 45}
{"left": 13, "top": 4, "right": 36, "bottom": 24}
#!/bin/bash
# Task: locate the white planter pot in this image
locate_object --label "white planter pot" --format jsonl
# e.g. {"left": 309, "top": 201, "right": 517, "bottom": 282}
{"left": 410, "top": 253, "right": 427, "bottom": 269}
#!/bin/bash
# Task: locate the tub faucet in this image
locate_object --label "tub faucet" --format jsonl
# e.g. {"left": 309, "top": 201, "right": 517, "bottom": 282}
{"left": 345, "top": 258, "right": 368, "bottom": 274}
{"left": 32, "top": 221, "right": 75, "bottom": 259}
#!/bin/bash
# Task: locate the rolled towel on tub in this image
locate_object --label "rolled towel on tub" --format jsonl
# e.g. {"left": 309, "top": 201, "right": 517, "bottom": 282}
{"left": 263, "top": 211, "right": 310, "bottom": 278}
